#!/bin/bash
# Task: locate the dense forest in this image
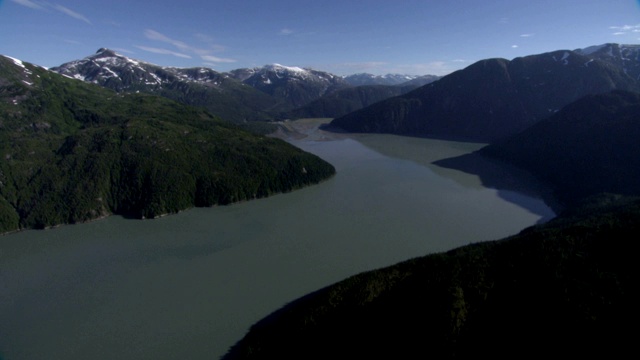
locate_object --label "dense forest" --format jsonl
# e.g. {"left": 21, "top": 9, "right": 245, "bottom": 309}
{"left": 223, "top": 195, "right": 638, "bottom": 359}
{"left": 0, "top": 56, "right": 335, "bottom": 233}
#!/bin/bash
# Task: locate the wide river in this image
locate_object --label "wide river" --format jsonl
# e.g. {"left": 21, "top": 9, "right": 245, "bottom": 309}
{"left": 0, "top": 119, "right": 554, "bottom": 360}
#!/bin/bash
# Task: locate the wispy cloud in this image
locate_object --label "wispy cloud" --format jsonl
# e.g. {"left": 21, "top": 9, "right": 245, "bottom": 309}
{"left": 201, "top": 55, "right": 236, "bottom": 63}
{"left": 511, "top": 45, "right": 519, "bottom": 48}
{"left": 610, "top": 24, "right": 640, "bottom": 35}
{"left": 11, "top": 1, "right": 92, "bottom": 24}
{"left": 279, "top": 28, "right": 294, "bottom": 35}
{"left": 142, "top": 29, "right": 236, "bottom": 64}
{"left": 144, "top": 29, "right": 191, "bottom": 52}
{"left": 53, "top": 4, "right": 91, "bottom": 24}
{"left": 520, "top": 33, "right": 535, "bottom": 38}
{"left": 11, "top": 0, "right": 44, "bottom": 10}
{"left": 135, "top": 45, "right": 192, "bottom": 59}
{"left": 113, "top": 48, "right": 135, "bottom": 55}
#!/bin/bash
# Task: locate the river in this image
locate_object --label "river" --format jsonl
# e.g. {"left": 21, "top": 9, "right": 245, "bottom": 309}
{"left": 0, "top": 119, "right": 554, "bottom": 360}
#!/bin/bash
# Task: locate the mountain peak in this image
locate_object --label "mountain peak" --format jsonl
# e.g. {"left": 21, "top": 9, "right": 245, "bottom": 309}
{"left": 266, "top": 63, "right": 307, "bottom": 74}
{"left": 95, "top": 48, "right": 118, "bottom": 57}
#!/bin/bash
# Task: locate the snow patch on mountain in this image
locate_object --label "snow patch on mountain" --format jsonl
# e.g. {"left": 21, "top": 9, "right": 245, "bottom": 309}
{"left": 269, "top": 63, "right": 307, "bottom": 74}
{"left": 2, "top": 55, "right": 26, "bottom": 69}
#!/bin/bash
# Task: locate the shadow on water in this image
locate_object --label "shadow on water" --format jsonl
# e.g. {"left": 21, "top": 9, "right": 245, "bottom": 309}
{"left": 350, "top": 134, "right": 557, "bottom": 224}
{"left": 433, "top": 152, "right": 560, "bottom": 223}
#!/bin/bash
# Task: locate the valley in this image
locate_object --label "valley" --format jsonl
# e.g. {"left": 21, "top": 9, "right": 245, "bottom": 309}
{"left": 0, "top": 119, "right": 553, "bottom": 360}
{"left": 1, "top": 40, "right": 640, "bottom": 359}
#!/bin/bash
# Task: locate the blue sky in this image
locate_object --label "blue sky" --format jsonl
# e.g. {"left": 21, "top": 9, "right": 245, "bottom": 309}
{"left": 1, "top": 0, "right": 640, "bottom": 75}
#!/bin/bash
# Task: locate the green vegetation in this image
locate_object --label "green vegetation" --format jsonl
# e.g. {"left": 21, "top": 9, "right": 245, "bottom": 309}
{"left": 224, "top": 196, "right": 638, "bottom": 359}
{"left": 0, "top": 56, "right": 335, "bottom": 233}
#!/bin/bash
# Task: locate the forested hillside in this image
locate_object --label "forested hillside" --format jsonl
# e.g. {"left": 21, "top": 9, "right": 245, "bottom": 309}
{"left": 224, "top": 196, "right": 638, "bottom": 359}
{"left": 478, "top": 90, "right": 640, "bottom": 208}
{"left": 0, "top": 55, "right": 335, "bottom": 233}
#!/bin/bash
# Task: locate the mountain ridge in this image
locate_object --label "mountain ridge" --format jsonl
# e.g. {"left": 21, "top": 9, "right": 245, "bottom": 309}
{"left": 227, "top": 64, "right": 351, "bottom": 109}
{"left": 329, "top": 43, "right": 640, "bottom": 142}
{"left": 50, "top": 48, "right": 444, "bottom": 122}
{"left": 50, "top": 48, "right": 281, "bottom": 124}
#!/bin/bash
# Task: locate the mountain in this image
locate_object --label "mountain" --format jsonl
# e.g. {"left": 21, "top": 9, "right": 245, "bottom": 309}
{"left": 0, "top": 54, "right": 335, "bottom": 233}
{"left": 343, "top": 73, "right": 439, "bottom": 86}
{"left": 329, "top": 44, "right": 640, "bottom": 142}
{"left": 285, "top": 84, "right": 415, "bottom": 119}
{"left": 400, "top": 74, "right": 442, "bottom": 87}
{"left": 576, "top": 43, "right": 640, "bottom": 81}
{"left": 50, "top": 48, "right": 280, "bottom": 124}
{"left": 285, "top": 75, "right": 442, "bottom": 119}
{"left": 228, "top": 64, "right": 351, "bottom": 109}
{"left": 51, "top": 50, "right": 444, "bottom": 122}
{"left": 224, "top": 195, "right": 638, "bottom": 359}
{"left": 475, "top": 90, "right": 640, "bottom": 208}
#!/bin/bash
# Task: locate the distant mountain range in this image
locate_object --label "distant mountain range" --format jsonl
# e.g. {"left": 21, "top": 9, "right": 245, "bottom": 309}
{"left": 329, "top": 43, "right": 640, "bottom": 142}
{"left": 51, "top": 49, "right": 437, "bottom": 123}
{"left": 51, "top": 49, "right": 280, "bottom": 124}
{"left": 342, "top": 73, "right": 441, "bottom": 87}
{"left": 227, "top": 64, "right": 351, "bottom": 109}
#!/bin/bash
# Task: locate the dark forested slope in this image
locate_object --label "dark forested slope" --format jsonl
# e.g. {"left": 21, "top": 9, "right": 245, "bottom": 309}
{"left": 478, "top": 90, "right": 640, "bottom": 208}
{"left": 224, "top": 196, "right": 639, "bottom": 359}
{"left": 0, "top": 55, "right": 335, "bottom": 233}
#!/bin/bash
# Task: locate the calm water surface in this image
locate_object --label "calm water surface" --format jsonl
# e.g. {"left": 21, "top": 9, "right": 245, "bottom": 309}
{"left": 0, "top": 120, "right": 554, "bottom": 360}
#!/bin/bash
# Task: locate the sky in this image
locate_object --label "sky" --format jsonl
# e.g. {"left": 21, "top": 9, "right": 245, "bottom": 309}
{"left": 1, "top": 0, "right": 640, "bottom": 76}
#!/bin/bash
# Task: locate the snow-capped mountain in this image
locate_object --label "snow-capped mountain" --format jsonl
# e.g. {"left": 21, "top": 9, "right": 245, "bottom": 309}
{"left": 228, "top": 64, "right": 351, "bottom": 108}
{"left": 50, "top": 48, "right": 280, "bottom": 123}
{"left": 52, "top": 48, "right": 232, "bottom": 90}
{"left": 576, "top": 43, "right": 640, "bottom": 81}
{"left": 52, "top": 49, "right": 356, "bottom": 115}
